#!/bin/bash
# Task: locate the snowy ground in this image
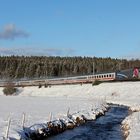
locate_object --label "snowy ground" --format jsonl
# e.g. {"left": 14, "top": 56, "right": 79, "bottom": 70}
{"left": 0, "top": 82, "right": 140, "bottom": 139}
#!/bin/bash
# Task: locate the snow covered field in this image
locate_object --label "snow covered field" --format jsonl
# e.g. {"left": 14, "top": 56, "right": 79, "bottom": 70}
{"left": 0, "top": 82, "right": 140, "bottom": 139}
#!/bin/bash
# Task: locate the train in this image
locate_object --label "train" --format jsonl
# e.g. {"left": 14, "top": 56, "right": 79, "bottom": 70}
{"left": 0, "top": 68, "right": 138, "bottom": 87}
{"left": 13, "top": 72, "right": 126, "bottom": 86}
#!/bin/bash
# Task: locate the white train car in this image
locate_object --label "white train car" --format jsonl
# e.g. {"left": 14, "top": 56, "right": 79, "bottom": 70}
{"left": 48, "top": 72, "right": 116, "bottom": 84}
{"left": 13, "top": 72, "right": 116, "bottom": 86}
{"left": 86, "top": 72, "right": 116, "bottom": 82}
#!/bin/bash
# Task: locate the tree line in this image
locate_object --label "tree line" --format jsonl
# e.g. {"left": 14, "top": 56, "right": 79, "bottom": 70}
{"left": 0, "top": 56, "right": 139, "bottom": 80}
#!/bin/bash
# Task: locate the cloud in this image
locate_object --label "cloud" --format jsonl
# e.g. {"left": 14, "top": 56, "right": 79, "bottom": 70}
{"left": 0, "top": 24, "right": 29, "bottom": 40}
{"left": 0, "top": 47, "right": 75, "bottom": 56}
{"left": 43, "top": 48, "right": 75, "bottom": 56}
{"left": 119, "top": 52, "right": 140, "bottom": 60}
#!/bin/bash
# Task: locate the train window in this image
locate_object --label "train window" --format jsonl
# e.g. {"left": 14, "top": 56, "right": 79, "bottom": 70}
{"left": 109, "top": 74, "right": 111, "bottom": 77}
{"left": 102, "top": 75, "right": 103, "bottom": 78}
{"left": 99, "top": 75, "right": 101, "bottom": 78}
{"left": 104, "top": 75, "right": 106, "bottom": 78}
{"left": 107, "top": 75, "right": 108, "bottom": 77}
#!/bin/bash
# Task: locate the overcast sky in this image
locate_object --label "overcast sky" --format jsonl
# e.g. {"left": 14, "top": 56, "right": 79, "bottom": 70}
{"left": 0, "top": 0, "right": 140, "bottom": 59}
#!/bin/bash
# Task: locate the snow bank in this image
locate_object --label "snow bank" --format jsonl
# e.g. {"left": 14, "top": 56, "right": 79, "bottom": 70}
{"left": 21, "top": 102, "right": 108, "bottom": 140}
{"left": 0, "top": 95, "right": 107, "bottom": 140}
{"left": 122, "top": 111, "right": 140, "bottom": 140}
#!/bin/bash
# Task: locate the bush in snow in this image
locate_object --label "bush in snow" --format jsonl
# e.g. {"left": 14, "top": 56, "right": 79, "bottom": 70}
{"left": 44, "top": 83, "right": 48, "bottom": 88}
{"left": 92, "top": 80, "right": 102, "bottom": 86}
{"left": 3, "top": 82, "right": 17, "bottom": 96}
{"left": 38, "top": 84, "right": 42, "bottom": 88}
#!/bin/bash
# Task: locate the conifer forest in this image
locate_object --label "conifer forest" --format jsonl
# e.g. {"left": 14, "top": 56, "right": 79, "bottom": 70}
{"left": 0, "top": 56, "right": 139, "bottom": 80}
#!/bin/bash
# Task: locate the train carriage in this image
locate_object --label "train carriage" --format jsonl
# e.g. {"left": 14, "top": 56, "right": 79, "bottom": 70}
{"left": 13, "top": 72, "right": 117, "bottom": 86}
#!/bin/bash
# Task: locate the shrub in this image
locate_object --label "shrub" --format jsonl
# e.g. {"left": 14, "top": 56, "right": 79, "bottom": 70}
{"left": 44, "top": 83, "right": 48, "bottom": 88}
{"left": 3, "top": 83, "right": 17, "bottom": 96}
{"left": 38, "top": 84, "right": 42, "bottom": 88}
{"left": 92, "top": 80, "right": 102, "bottom": 86}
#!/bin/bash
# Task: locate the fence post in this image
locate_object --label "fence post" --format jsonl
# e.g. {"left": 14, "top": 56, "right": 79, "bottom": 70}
{"left": 21, "top": 113, "right": 26, "bottom": 129}
{"left": 67, "top": 107, "right": 70, "bottom": 117}
{"left": 5, "top": 117, "right": 11, "bottom": 140}
{"left": 49, "top": 112, "right": 52, "bottom": 122}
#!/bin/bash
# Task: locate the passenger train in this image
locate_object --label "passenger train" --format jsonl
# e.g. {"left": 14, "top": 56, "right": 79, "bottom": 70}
{"left": 0, "top": 70, "right": 132, "bottom": 87}
{"left": 13, "top": 72, "right": 127, "bottom": 86}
